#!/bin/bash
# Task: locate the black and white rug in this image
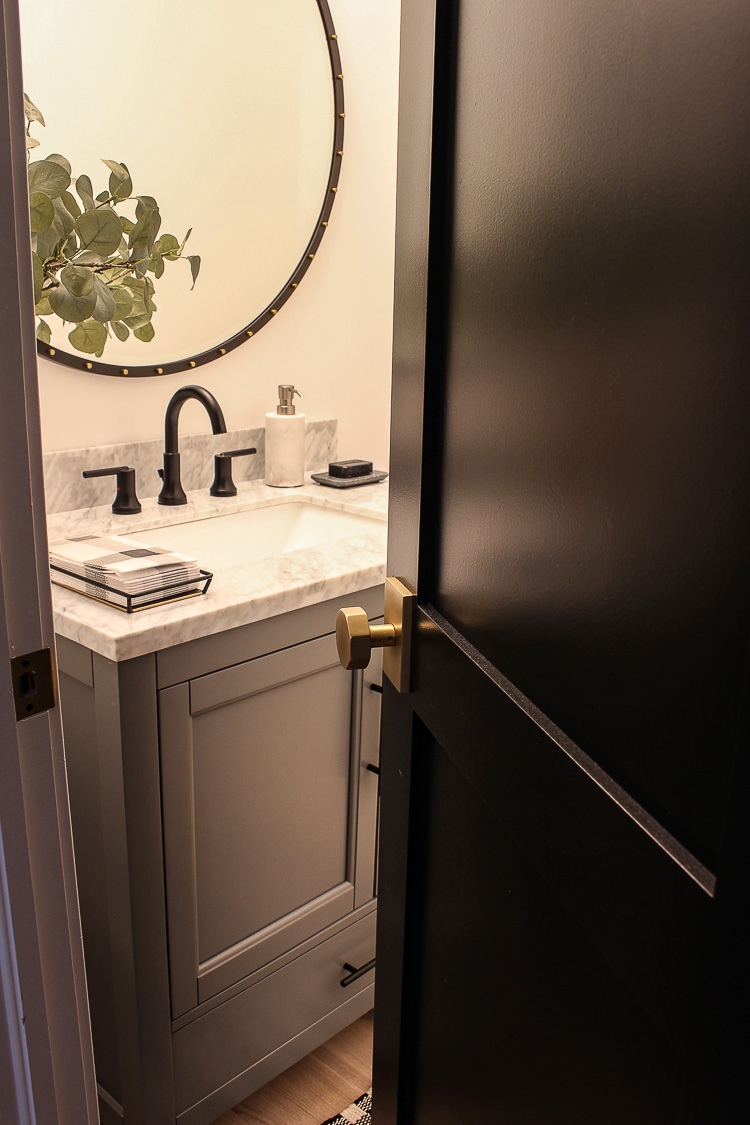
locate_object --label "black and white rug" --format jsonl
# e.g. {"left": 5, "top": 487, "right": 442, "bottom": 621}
{"left": 321, "top": 1088, "right": 372, "bottom": 1125}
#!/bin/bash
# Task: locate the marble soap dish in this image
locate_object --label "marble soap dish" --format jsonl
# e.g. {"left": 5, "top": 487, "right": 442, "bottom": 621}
{"left": 312, "top": 459, "right": 388, "bottom": 488}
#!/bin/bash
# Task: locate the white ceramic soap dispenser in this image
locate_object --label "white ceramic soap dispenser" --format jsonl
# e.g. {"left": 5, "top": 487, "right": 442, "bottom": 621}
{"left": 265, "top": 385, "right": 305, "bottom": 487}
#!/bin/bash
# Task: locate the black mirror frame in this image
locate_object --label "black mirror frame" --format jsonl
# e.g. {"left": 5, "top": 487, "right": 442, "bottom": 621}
{"left": 37, "top": 0, "right": 344, "bottom": 379}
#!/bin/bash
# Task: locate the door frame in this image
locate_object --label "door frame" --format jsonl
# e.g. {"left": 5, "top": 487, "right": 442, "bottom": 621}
{"left": 372, "top": 1, "right": 439, "bottom": 1118}
{"left": 0, "top": 1, "right": 98, "bottom": 1121}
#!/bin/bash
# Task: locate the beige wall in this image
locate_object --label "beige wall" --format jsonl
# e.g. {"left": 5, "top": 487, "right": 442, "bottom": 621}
{"left": 32, "top": 0, "right": 400, "bottom": 470}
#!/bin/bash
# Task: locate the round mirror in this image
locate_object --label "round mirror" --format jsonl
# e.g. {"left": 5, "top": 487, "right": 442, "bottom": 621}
{"left": 18, "top": 0, "right": 343, "bottom": 377}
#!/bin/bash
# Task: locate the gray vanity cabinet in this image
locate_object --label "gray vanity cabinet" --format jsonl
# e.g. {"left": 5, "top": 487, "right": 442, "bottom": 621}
{"left": 160, "top": 632, "right": 375, "bottom": 1016}
{"left": 55, "top": 585, "right": 382, "bottom": 1125}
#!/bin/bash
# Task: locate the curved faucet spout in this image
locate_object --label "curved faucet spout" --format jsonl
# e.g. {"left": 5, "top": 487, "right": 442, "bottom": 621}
{"left": 164, "top": 384, "right": 227, "bottom": 454}
{"left": 158, "top": 385, "right": 228, "bottom": 506}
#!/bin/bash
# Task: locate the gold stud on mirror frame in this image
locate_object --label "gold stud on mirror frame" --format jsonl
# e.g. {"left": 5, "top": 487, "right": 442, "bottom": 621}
{"left": 331, "top": 33, "right": 337, "bottom": 39}
{"left": 291, "top": 282, "right": 298, "bottom": 288}
{"left": 337, "top": 74, "right": 343, "bottom": 80}
{"left": 337, "top": 151, "right": 344, "bottom": 157}
{"left": 309, "top": 253, "right": 315, "bottom": 259}
{"left": 246, "top": 330, "right": 253, "bottom": 337}
{"left": 271, "top": 309, "right": 278, "bottom": 315}
{"left": 85, "top": 362, "right": 93, "bottom": 370}
{"left": 219, "top": 348, "right": 226, "bottom": 355}
{"left": 189, "top": 360, "right": 196, "bottom": 368}
{"left": 155, "top": 367, "right": 163, "bottom": 374}
{"left": 339, "top": 113, "right": 345, "bottom": 119}
{"left": 121, "top": 368, "right": 128, "bottom": 375}
{"left": 322, "top": 221, "right": 328, "bottom": 227}
{"left": 48, "top": 348, "right": 55, "bottom": 356}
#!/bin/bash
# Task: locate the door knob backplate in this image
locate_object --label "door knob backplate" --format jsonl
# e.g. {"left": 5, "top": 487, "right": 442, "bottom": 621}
{"left": 336, "top": 576, "right": 415, "bottom": 692}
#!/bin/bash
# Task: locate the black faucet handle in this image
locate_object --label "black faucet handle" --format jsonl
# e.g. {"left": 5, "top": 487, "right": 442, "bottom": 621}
{"left": 210, "top": 447, "right": 258, "bottom": 498}
{"left": 82, "top": 465, "right": 142, "bottom": 515}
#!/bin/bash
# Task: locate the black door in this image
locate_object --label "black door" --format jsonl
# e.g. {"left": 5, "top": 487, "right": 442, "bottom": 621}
{"left": 373, "top": 2, "right": 750, "bottom": 1122}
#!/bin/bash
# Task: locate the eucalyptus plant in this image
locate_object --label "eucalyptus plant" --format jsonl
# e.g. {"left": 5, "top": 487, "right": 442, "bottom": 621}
{"left": 25, "top": 95, "right": 200, "bottom": 358}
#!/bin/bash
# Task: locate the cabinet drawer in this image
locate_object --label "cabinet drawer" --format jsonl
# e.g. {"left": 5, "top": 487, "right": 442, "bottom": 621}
{"left": 172, "top": 911, "right": 376, "bottom": 1115}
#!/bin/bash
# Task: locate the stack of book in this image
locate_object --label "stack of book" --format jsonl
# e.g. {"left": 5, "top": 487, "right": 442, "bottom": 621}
{"left": 49, "top": 534, "right": 208, "bottom": 612}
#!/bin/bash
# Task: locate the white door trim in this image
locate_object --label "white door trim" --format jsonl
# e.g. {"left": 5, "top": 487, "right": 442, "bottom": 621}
{"left": 0, "top": 1, "right": 98, "bottom": 1122}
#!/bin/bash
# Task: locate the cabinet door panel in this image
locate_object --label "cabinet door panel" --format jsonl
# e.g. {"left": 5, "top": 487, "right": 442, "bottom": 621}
{"left": 192, "top": 660, "right": 352, "bottom": 960}
{"left": 160, "top": 633, "right": 360, "bottom": 1016}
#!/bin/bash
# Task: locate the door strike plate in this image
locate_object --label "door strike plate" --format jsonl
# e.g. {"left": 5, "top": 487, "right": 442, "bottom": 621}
{"left": 10, "top": 647, "right": 57, "bottom": 722}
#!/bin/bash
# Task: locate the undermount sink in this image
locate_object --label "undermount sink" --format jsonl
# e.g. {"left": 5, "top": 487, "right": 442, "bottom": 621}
{"left": 126, "top": 501, "right": 384, "bottom": 571}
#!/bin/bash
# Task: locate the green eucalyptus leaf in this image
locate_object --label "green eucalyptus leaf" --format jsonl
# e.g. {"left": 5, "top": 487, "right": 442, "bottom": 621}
{"left": 135, "top": 195, "right": 158, "bottom": 219}
{"left": 76, "top": 250, "right": 104, "bottom": 265}
{"left": 122, "top": 310, "right": 151, "bottom": 330}
{"left": 129, "top": 203, "right": 161, "bottom": 255}
{"left": 26, "top": 136, "right": 40, "bottom": 152}
{"left": 24, "top": 94, "right": 45, "bottom": 126}
{"left": 143, "top": 276, "right": 156, "bottom": 310}
{"left": 47, "top": 153, "right": 72, "bottom": 175}
{"left": 121, "top": 276, "right": 145, "bottom": 293}
{"left": 52, "top": 196, "right": 75, "bottom": 239}
{"left": 102, "top": 159, "right": 133, "bottom": 202}
{"left": 95, "top": 190, "right": 110, "bottom": 203}
{"left": 31, "top": 251, "right": 43, "bottom": 304}
{"left": 156, "top": 233, "right": 180, "bottom": 259}
{"left": 28, "top": 159, "right": 70, "bottom": 199}
{"left": 68, "top": 319, "right": 107, "bottom": 355}
{"left": 75, "top": 175, "right": 95, "bottom": 210}
{"left": 187, "top": 255, "right": 201, "bottom": 289}
{"left": 36, "top": 318, "right": 51, "bottom": 345}
{"left": 61, "top": 190, "right": 81, "bottom": 219}
{"left": 112, "top": 287, "right": 133, "bottom": 321}
{"left": 149, "top": 255, "right": 165, "bottom": 278}
{"left": 34, "top": 227, "right": 60, "bottom": 262}
{"left": 49, "top": 283, "right": 97, "bottom": 322}
{"left": 35, "top": 296, "right": 53, "bottom": 317}
{"left": 120, "top": 215, "right": 135, "bottom": 234}
{"left": 102, "top": 158, "right": 128, "bottom": 181}
{"left": 111, "top": 320, "right": 129, "bottom": 342}
{"left": 134, "top": 322, "right": 155, "bottom": 343}
{"left": 121, "top": 281, "right": 152, "bottom": 327}
{"left": 29, "top": 191, "right": 54, "bottom": 233}
{"left": 75, "top": 208, "right": 122, "bottom": 257}
{"left": 91, "top": 275, "right": 117, "bottom": 323}
{"left": 60, "top": 264, "right": 94, "bottom": 297}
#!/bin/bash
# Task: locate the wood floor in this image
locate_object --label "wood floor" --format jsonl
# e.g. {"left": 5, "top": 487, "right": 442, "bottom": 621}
{"left": 211, "top": 1011, "right": 374, "bottom": 1125}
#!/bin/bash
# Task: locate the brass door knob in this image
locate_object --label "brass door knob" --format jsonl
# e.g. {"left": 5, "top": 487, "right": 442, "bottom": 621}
{"left": 336, "top": 607, "right": 397, "bottom": 670}
{"left": 335, "top": 577, "right": 415, "bottom": 692}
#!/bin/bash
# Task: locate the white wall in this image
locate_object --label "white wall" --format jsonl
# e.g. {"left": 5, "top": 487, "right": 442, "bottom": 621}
{"left": 32, "top": 0, "right": 400, "bottom": 470}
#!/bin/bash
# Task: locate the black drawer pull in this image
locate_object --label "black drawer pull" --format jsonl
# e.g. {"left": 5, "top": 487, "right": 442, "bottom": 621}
{"left": 340, "top": 958, "right": 376, "bottom": 988}
{"left": 366, "top": 763, "right": 380, "bottom": 776}
{"left": 369, "top": 682, "right": 383, "bottom": 694}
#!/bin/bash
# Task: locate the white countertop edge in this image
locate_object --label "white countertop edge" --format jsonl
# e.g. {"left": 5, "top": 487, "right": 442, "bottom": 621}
{"left": 49, "top": 477, "right": 389, "bottom": 662}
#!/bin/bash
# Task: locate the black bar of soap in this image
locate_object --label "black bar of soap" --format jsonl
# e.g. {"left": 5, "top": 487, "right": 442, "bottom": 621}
{"left": 328, "top": 459, "right": 374, "bottom": 479}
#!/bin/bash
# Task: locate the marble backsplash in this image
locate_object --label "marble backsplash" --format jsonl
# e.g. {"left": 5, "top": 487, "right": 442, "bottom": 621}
{"left": 43, "top": 419, "right": 337, "bottom": 514}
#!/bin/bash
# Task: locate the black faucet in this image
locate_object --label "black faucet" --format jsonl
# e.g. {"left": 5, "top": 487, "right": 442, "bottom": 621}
{"left": 158, "top": 385, "right": 227, "bottom": 505}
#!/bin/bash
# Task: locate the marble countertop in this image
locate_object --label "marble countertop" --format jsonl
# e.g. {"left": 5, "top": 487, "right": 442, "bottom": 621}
{"left": 48, "top": 477, "right": 388, "bottom": 662}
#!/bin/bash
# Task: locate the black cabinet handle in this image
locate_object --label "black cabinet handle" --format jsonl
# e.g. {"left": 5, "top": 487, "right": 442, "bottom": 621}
{"left": 82, "top": 465, "right": 141, "bottom": 515}
{"left": 340, "top": 958, "right": 375, "bottom": 988}
{"left": 210, "top": 447, "right": 257, "bottom": 497}
{"left": 366, "top": 763, "right": 380, "bottom": 775}
{"left": 369, "top": 682, "right": 383, "bottom": 694}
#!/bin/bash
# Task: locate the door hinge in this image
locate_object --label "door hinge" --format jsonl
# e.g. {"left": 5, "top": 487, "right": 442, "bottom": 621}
{"left": 10, "top": 647, "right": 57, "bottom": 722}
